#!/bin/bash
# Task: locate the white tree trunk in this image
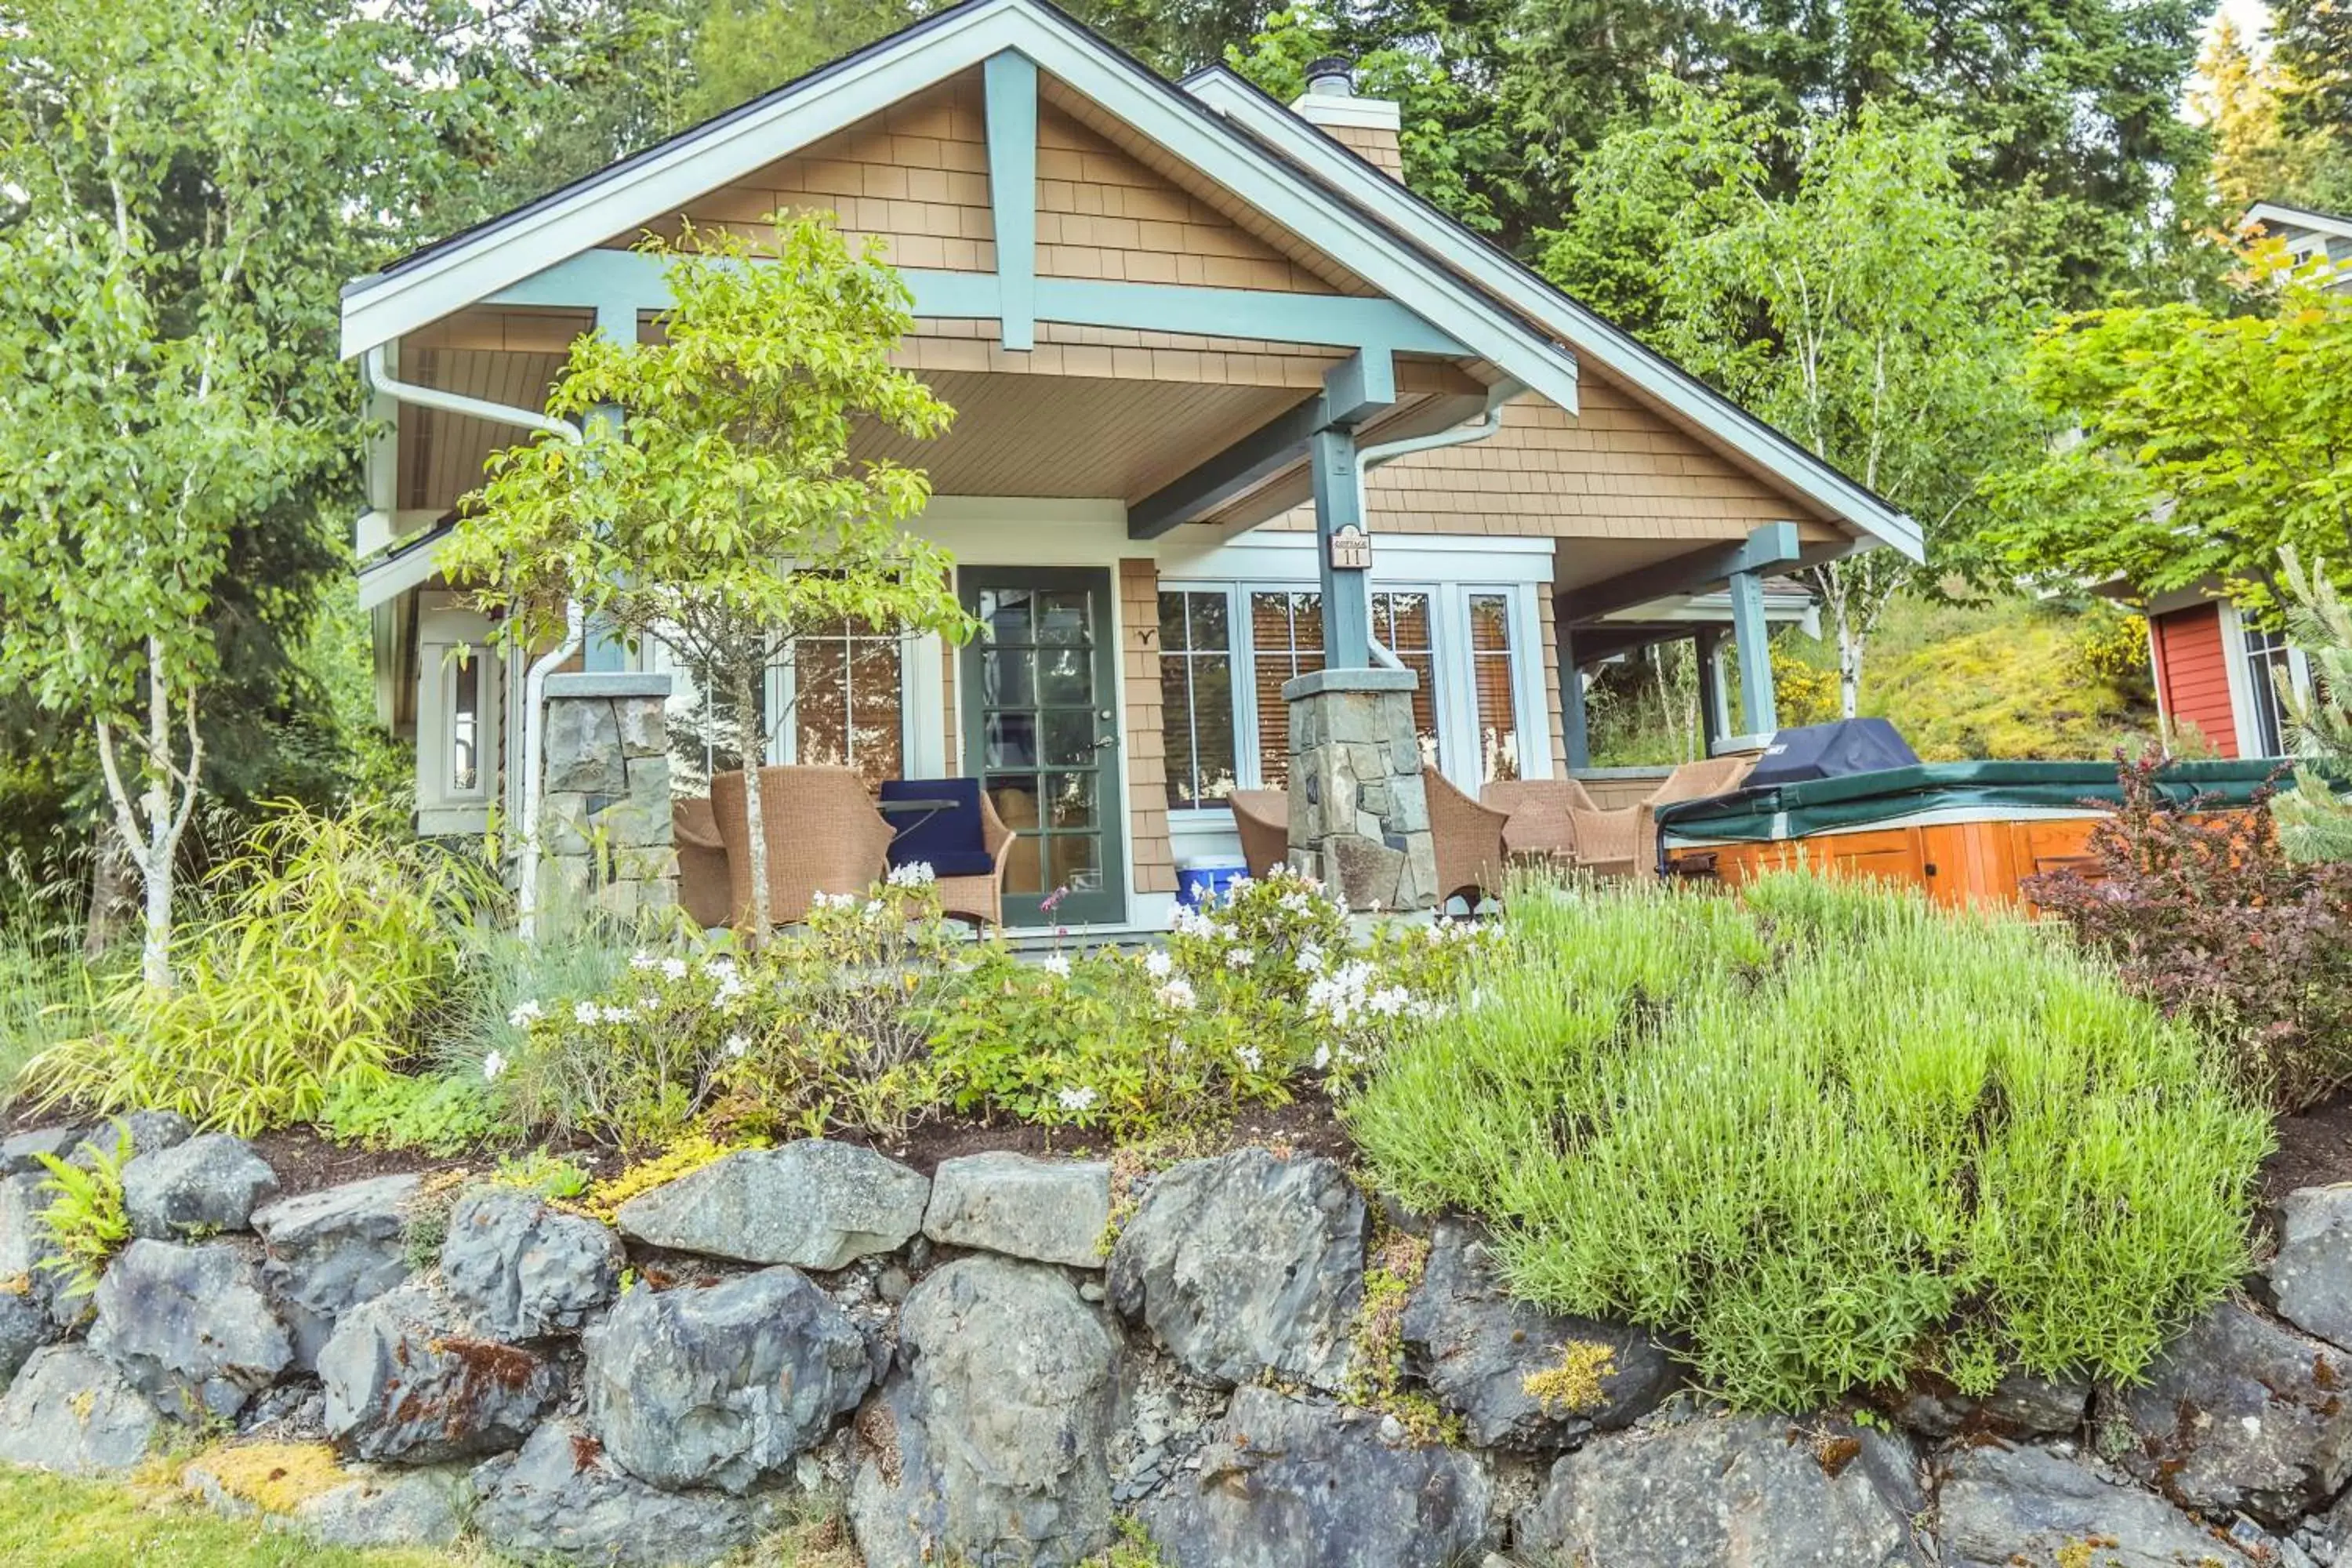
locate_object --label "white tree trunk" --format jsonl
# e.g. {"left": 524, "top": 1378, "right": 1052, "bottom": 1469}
{"left": 737, "top": 670, "right": 772, "bottom": 945}
{"left": 139, "top": 811, "right": 173, "bottom": 990}
{"left": 88, "top": 633, "right": 204, "bottom": 993}
{"left": 1837, "top": 613, "right": 1866, "bottom": 720}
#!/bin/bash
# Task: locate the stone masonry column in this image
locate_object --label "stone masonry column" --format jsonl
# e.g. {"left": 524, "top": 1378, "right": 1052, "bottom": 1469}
{"left": 1284, "top": 666, "right": 1437, "bottom": 911}
{"left": 537, "top": 671, "right": 677, "bottom": 922}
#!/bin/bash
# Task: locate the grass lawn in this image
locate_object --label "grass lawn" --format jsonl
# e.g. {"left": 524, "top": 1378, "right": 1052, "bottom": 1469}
{"left": 0, "top": 1463, "right": 862, "bottom": 1568}
{"left": 0, "top": 1465, "right": 479, "bottom": 1568}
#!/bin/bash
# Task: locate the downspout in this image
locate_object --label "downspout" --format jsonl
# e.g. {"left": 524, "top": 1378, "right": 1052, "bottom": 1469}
{"left": 361, "top": 345, "right": 586, "bottom": 942}
{"left": 1356, "top": 377, "right": 1523, "bottom": 673}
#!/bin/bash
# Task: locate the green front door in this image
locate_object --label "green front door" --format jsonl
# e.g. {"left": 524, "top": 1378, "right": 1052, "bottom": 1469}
{"left": 959, "top": 567, "right": 1127, "bottom": 927}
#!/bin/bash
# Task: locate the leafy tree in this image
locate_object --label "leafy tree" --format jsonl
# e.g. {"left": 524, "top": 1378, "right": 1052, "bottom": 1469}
{"left": 446, "top": 216, "right": 972, "bottom": 938}
{"left": 2198, "top": 17, "right": 2352, "bottom": 216}
{"left": 1544, "top": 85, "right": 2043, "bottom": 715}
{"left": 1984, "top": 241, "right": 2352, "bottom": 616}
{"left": 2274, "top": 548, "right": 2352, "bottom": 862}
{"left": 2275, "top": 0, "right": 2352, "bottom": 144}
{"left": 0, "top": 0, "right": 502, "bottom": 985}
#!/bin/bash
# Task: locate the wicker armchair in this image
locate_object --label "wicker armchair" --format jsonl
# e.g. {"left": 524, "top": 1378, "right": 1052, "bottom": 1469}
{"left": 1229, "top": 789, "right": 1290, "bottom": 879}
{"left": 1425, "top": 771, "right": 1512, "bottom": 910}
{"left": 670, "top": 797, "right": 735, "bottom": 931}
{"left": 923, "top": 789, "right": 1019, "bottom": 928}
{"left": 1481, "top": 778, "right": 1600, "bottom": 862}
{"left": 709, "top": 765, "right": 895, "bottom": 929}
{"left": 1572, "top": 753, "right": 1756, "bottom": 879}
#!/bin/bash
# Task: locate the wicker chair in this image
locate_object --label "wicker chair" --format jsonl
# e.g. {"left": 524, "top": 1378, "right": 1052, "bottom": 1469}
{"left": 1229, "top": 789, "right": 1291, "bottom": 879}
{"left": 880, "top": 779, "right": 1019, "bottom": 927}
{"left": 709, "top": 765, "right": 895, "bottom": 929}
{"left": 670, "top": 797, "right": 735, "bottom": 931}
{"left": 1480, "top": 778, "right": 1600, "bottom": 863}
{"left": 1425, "top": 771, "right": 1512, "bottom": 910}
{"left": 1571, "top": 753, "right": 1756, "bottom": 879}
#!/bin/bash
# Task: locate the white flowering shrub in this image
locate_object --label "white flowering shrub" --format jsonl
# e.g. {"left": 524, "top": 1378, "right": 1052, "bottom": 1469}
{"left": 927, "top": 865, "right": 1489, "bottom": 1135}
{"left": 495, "top": 878, "right": 960, "bottom": 1147}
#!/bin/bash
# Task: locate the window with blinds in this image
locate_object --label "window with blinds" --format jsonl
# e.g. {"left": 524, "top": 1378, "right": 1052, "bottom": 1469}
{"left": 1469, "top": 593, "right": 1520, "bottom": 782}
{"left": 1158, "top": 590, "right": 1239, "bottom": 809}
{"left": 1371, "top": 591, "right": 1440, "bottom": 772}
{"left": 1250, "top": 592, "right": 1324, "bottom": 789}
{"left": 793, "top": 619, "right": 906, "bottom": 789}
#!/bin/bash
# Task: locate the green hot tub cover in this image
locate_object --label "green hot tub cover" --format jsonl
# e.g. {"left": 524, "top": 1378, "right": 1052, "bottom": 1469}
{"left": 1653, "top": 759, "right": 2287, "bottom": 848}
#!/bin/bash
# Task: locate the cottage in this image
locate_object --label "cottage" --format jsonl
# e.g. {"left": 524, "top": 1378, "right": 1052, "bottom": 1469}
{"left": 341, "top": 0, "right": 1918, "bottom": 930}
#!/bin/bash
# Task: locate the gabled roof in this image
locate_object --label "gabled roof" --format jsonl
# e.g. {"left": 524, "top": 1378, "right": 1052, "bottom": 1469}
{"left": 337, "top": 0, "right": 1580, "bottom": 419}
{"left": 2248, "top": 199, "right": 2352, "bottom": 245}
{"left": 1181, "top": 67, "right": 1922, "bottom": 561}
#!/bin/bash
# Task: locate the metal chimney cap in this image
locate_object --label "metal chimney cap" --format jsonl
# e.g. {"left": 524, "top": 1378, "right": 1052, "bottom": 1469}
{"left": 1303, "top": 55, "right": 1356, "bottom": 96}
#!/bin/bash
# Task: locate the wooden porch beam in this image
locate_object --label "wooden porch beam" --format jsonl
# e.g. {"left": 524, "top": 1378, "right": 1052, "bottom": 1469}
{"left": 485, "top": 249, "right": 1468, "bottom": 357}
{"left": 1559, "top": 522, "right": 1802, "bottom": 624}
{"left": 982, "top": 52, "right": 1037, "bottom": 350}
{"left": 1126, "top": 353, "right": 1395, "bottom": 539}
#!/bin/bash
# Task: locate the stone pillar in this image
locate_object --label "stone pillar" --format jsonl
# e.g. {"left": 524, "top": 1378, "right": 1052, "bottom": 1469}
{"left": 1283, "top": 666, "right": 1437, "bottom": 911}
{"left": 538, "top": 672, "right": 677, "bottom": 922}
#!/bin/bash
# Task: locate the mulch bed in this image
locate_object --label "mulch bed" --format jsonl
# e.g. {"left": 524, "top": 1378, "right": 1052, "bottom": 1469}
{"left": 2263, "top": 1094, "right": 2352, "bottom": 1210}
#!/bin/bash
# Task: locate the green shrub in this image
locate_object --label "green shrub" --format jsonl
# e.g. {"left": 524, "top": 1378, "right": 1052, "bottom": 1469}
{"left": 495, "top": 881, "right": 956, "bottom": 1149}
{"left": 1346, "top": 872, "right": 2269, "bottom": 1412}
{"left": 930, "top": 866, "right": 1486, "bottom": 1138}
{"left": 33, "top": 1127, "right": 132, "bottom": 1301}
{"left": 20, "top": 804, "right": 491, "bottom": 1135}
{"left": 317, "top": 1071, "right": 514, "bottom": 1156}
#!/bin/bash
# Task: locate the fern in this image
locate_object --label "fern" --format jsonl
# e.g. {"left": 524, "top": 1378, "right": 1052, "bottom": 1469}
{"left": 32, "top": 1127, "right": 132, "bottom": 1300}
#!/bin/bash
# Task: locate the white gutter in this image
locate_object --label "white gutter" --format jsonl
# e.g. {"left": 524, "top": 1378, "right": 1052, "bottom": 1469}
{"left": 361, "top": 346, "right": 585, "bottom": 942}
{"left": 1357, "top": 379, "right": 1520, "bottom": 674}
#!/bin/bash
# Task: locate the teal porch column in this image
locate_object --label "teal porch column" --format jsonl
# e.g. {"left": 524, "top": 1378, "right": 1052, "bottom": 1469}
{"left": 1726, "top": 568, "right": 1778, "bottom": 736}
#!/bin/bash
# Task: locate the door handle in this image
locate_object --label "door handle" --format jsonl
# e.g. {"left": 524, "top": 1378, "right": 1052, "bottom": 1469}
{"left": 1091, "top": 735, "right": 1120, "bottom": 752}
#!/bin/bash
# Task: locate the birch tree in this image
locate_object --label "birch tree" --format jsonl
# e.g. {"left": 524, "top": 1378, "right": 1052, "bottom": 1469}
{"left": 1543, "top": 85, "right": 2041, "bottom": 715}
{"left": 0, "top": 1, "right": 498, "bottom": 985}
{"left": 446, "top": 217, "right": 971, "bottom": 940}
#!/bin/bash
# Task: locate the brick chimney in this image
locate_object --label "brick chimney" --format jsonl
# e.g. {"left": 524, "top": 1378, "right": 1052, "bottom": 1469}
{"left": 1288, "top": 56, "right": 1403, "bottom": 181}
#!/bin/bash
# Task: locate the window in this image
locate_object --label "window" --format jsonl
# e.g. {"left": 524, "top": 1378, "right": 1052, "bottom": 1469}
{"left": 446, "top": 651, "right": 484, "bottom": 795}
{"left": 793, "top": 619, "right": 905, "bottom": 790}
{"left": 1159, "top": 590, "right": 1238, "bottom": 809}
{"left": 1372, "top": 591, "right": 1439, "bottom": 772}
{"left": 1468, "top": 593, "right": 1520, "bottom": 782}
{"left": 2245, "top": 622, "right": 2296, "bottom": 758}
{"left": 1250, "top": 592, "right": 1324, "bottom": 789}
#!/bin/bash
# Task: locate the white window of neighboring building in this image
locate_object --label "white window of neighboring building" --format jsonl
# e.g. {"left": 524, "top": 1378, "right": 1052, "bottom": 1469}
{"left": 2241, "top": 619, "right": 2314, "bottom": 759}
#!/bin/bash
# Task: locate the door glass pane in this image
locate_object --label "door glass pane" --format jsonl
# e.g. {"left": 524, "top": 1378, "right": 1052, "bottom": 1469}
{"left": 1039, "top": 649, "right": 1091, "bottom": 705}
{"left": 1044, "top": 709, "right": 1096, "bottom": 768}
{"left": 1037, "top": 590, "right": 1090, "bottom": 644}
{"left": 989, "top": 776, "right": 1044, "bottom": 894}
{"left": 1051, "top": 833, "right": 1100, "bottom": 890}
{"left": 984, "top": 713, "right": 1037, "bottom": 768}
{"left": 979, "top": 589, "right": 1034, "bottom": 644}
{"left": 982, "top": 649, "right": 1035, "bottom": 706}
{"left": 1046, "top": 771, "right": 1097, "bottom": 828}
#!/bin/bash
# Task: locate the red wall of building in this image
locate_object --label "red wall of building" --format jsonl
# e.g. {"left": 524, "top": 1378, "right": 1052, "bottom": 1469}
{"left": 2151, "top": 604, "right": 2239, "bottom": 758}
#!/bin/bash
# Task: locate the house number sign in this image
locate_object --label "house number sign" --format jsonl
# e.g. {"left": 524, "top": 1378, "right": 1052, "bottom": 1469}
{"left": 1328, "top": 524, "right": 1371, "bottom": 571}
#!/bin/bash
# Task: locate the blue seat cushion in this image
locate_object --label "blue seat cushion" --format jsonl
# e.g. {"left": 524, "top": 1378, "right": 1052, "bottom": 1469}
{"left": 881, "top": 778, "right": 997, "bottom": 878}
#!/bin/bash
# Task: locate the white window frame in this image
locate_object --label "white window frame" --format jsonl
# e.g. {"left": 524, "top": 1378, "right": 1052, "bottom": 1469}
{"left": 1156, "top": 575, "right": 1546, "bottom": 822}
{"left": 416, "top": 599, "right": 501, "bottom": 837}
{"left": 2221, "top": 599, "right": 2317, "bottom": 760}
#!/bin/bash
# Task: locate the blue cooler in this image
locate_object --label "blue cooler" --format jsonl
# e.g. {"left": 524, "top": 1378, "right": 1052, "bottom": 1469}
{"left": 1176, "top": 860, "right": 1248, "bottom": 908}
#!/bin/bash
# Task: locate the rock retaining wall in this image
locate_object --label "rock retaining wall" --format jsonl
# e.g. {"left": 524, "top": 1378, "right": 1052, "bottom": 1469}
{"left": 3, "top": 1116, "right": 2351, "bottom": 1566}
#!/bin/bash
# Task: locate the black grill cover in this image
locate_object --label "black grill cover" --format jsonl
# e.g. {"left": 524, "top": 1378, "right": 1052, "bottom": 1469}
{"left": 1744, "top": 718, "right": 1920, "bottom": 788}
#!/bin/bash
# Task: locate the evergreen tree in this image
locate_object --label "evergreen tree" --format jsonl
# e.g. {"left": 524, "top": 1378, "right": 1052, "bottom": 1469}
{"left": 2274, "top": 550, "right": 2352, "bottom": 862}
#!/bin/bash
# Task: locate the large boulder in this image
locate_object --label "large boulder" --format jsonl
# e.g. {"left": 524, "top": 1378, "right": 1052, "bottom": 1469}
{"left": 318, "top": 1279, "right": 568, "bottom": 1464}
{"left": 0, "top": 1287, "right": 51, "bottom": 1387}
{"left": 1136, "top": 1385, "right": 1490, "bottom": 1568}
{"left": 2111, "top": 1296, "right": 2352, "bottom": 1526}
{"left": 1399, "top": 1219, "right": 1675, "bottom": 1450}
{"left": 121, "top": 1133, "right": 278, "bottom": 1240}
{"left": 584, "top": 1267, "right": 870, "bottom": 1493}
{"left": 923, "top": 1152, "right": 1113, "bottom": 1269}
{"left": 2269, "top": 1185, "right": 2352, "bottom": 1349}
{"left": 441, "top": 1185, "right": 622, "bottom": 1340}
{"left": 0, "top": 1344, "right": 165, "bottom": 1475}
{"left": 0, "top": 1125, "right": 89, "bottom": 1176}
{"left": 252, "top": 1173, "right": 420, "bottom": 1370}
{"left": 472, "top": 1419, "right": 773, "bottom": 1568}
{"left": 1886, "top": 1371, "right": 2089, "bottom": 1440}
{"left": 1107, "top": 1148, "right": 1364, "bottom": 1391}
{"left": 1517, "top": 1412, "right": 1929, "bottom": 1567}
{"left": 1937, "top": 1442, "right": 2242, "bottom": 1568}
{"left": 614, "top": 1140, "right": 929, "bottom": 1270}
{"left": 87, "top": 1238, "right": 293, "bottom": 1422}
{"left": 851, "top": 1255, "right": 1120, "bottom": 1568}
